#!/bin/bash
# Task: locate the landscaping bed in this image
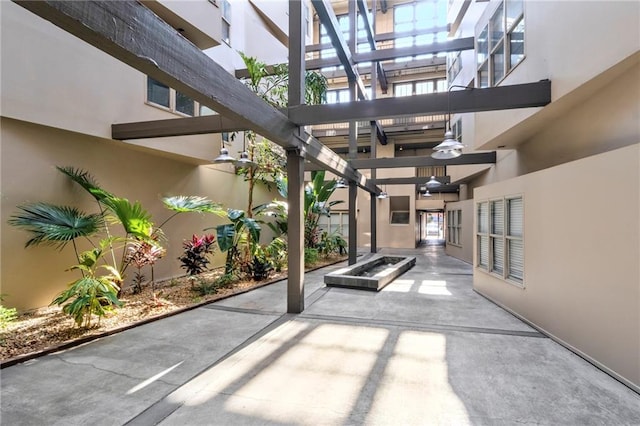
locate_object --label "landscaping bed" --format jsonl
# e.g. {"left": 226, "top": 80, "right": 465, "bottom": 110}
{"left": 0, "top": 255, "right": 345, "bottom": 366}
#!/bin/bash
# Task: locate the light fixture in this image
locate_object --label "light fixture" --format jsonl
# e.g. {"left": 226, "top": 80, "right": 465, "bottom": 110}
{"left": 214, "top": 137, "right": 236, "bottom": 163}
{"left": 234, "top": 135, "right": 256, "bottom": 168}
{"left": 422, "top": 189, "right": 432, "bottom": 197}
{"left": 432, "top": 85, "right": 469, "bottom": 159}
{"left": 377, "top": 184, "right": 388, "bottom": 199}
{"left": 336, "top": 178, "right": 348, "bottom": 188}
{"left": 426, "top": 175, "right": 442, "bottom": 189}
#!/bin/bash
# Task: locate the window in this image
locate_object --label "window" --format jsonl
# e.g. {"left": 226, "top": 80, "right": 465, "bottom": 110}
{"left": 390, "top": 196, "right": 410, "bottom": 225}
{"left": 393, "top": 78, "right": 446, "bottom": 97}
{"left": 221, "top": 0, "right": 231, "bottom": 45}
{"left": 447, "top": 51, "right": 462, "bottom": 82}
{"left": 447, "top": 209, "right": 462, "bottom": 246}
{"left": 146, "top": 76, "right": 197, "bottom": 116}
{"left": 452, "top": 118, "right": 462, "bottom": 143}
{"left": 476, "top": 197, "right": 524, "bottom": 285}
{"left": 318, "top": 211, "right": 349, "bottom": 237}
{"left": 394, "top": 0, "right": 448, "bottom": 62}
{"left": 477, "top": 0, "right": 524, "bottom": 87}
{"left": 147, "top": 78, "right": 170, "bottom": 108}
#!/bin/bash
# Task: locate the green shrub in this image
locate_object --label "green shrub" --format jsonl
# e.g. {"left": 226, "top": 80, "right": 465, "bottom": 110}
{"left": 0, "top": 295, "right": 17, "bottom": 329}
{"left": 192, "top": 278, "right": 218, "bottom": 296}
{"left": 304, "top": 247, "right": 319, "bottom": 266}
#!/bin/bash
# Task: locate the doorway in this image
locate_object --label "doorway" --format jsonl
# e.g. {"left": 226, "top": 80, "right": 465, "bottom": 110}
{"left": 418, "top": 210, "right": 445, "bottom": 246}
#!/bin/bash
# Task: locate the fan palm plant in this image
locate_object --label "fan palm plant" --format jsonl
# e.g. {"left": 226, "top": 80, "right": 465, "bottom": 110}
{"left": 8, "top": 203, "right": 102, "bottom": 259}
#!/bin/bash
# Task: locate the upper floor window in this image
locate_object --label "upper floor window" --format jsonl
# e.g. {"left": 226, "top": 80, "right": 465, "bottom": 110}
{"left": 221, "top": 0, "right": 231, "bottom": 45}
{"left": 477, "top": 0, "right": 524, "bottom": 87}
{"left": 319, "top": 13, "right": 372, "bottom": 72}
{"left": 394, "top": 0, "right": 448, "bottom": 62}
{"left": 147, "top": 77, "right": 196, "bottom": 117}
{"left": 326, "top": 87, "right": 370, "bottom": 104}
{"left": 393, "top": 78, "right": 446, "bottom": 97}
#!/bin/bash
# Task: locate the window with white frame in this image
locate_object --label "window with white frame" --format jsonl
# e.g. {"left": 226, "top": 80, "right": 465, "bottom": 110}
{"left": 477, "top": 0, "right": 524, "bottom": 87}
{"left": 326, "top": 87, "right": 370, "bottom": 103}
{"left": 317, "top": 211, "right": 349, "bottom": 237}
{"left": 476, "top": 196, "right": 524, "bottom": 285}
{"left": 447, "top": 209, "right": 462, "bottom": 246}
{"left": 147, "top": 77, "right": 196, "bottom": 116}
{"left": 451, "top": 118, "right": 463, "bottom": 143}
{"left": 221, "top": 0, "right": 231, "bottom": 45}
{"left": 394, "top": 78, "right": 446, "bottom": 97}
{"left": 447, "top": 50, "right": 462, "bottom": 82}
{"left": 394, "top": 0, "right": 448, "bottom": 62}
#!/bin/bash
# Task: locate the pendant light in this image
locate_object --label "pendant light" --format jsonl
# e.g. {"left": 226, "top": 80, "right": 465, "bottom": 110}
{"left": 336, "top": 178, "right": 348, "bottom": 188}
{"left": 432, "top": 85, "right": 469, "bottom": 159}
{"left": 214, "top": 137, "right": 236, "bottom": 163}
{"left": 426, "top": 175, "right": 442, "bottom": 189}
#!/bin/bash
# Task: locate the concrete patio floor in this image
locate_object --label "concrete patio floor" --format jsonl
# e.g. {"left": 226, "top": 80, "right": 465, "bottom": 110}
{"left": 2, "top": 246, "right": 639, "bottom": 425}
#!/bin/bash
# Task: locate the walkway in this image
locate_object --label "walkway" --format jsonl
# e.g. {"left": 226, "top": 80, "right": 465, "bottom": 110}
{"left": 2, "top": 247, "right": 639, "bottom": 425}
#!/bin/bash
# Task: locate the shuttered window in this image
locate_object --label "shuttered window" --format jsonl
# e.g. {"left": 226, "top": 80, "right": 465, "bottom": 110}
{"left": 476, "top": 202, "right": 488, "bottom": 268}
{"left": 490, "top": 200, "right": 504, "bottom": 274}
{"left": 507, "top": 197, "right": 524, "bottom": 282}
{"left": 447, "top": 209, "right": 462, "bottom": 246}
{"left": 477, "top": 196, "right": 524, "bottom": 286}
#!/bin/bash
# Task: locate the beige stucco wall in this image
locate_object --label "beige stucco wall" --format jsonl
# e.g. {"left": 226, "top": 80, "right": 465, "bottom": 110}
{"left": 0, "top": 118, "right": 276, "bottom": 312}
{"left": 469, "top": 0, "right": 640, "bottom": 149}
{"left": 473, "top": 144, "right": 640, "bottom": 390}
{"left": 444, "top": 199, "right": 473, "bottom": 264}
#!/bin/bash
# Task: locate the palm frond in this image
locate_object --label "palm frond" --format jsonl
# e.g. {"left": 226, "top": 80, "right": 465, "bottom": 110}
{"left": 56, "top": 166, "right": 113, "bottom": 202}
{"left": 101, "top": 197, "right": 154, "bottom": 240}
{"left": 162, "top": 195, "right": 224, "bottom": 215}
{"left": 8, "top": 203, "right": 102, "bottom": 249}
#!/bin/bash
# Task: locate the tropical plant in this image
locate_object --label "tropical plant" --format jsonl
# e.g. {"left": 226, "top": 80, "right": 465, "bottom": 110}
{"left": 125, "top": 240, "right": 166, "bottom": 294}
{"left": 304, "top": 171, "right": 344, "bottom": 249}
{"left": 304, "top": 247, "right": 319, "bottom": 266}
{"left": 264, "top": 237, "right": 287, "bottom": 272}
{"left": 8, "top": 203, "right": 103, "bottom": 258}
{"left": 247, "top": 246, "right": 273, "bottom": 281}
{"left": 52, "top": 242, "right": 123, "bottom": 328}
{"left": 160, "top": 195, "right": 225, "bottom": 228}
{"left": 178, "top": 234, "right": 216, "bottom": 276}
{"left": 210, "top": 209, "right": 261, "bottom": 275}
{"left": 0, "top": 295, "right": 18, "bottom": 329}
{"left": 317, "top": 231, "right": 348, "bottom": 256}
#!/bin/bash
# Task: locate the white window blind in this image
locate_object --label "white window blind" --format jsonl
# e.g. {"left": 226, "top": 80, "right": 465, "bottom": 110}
{"left": 477, "top": 202, "right": 488, "bottom": 268}
{"left": 507, "top": 197, "right": 524, "bottom": 282}
{"left": 491, "top": 200, "right": 504, "bottom": 274}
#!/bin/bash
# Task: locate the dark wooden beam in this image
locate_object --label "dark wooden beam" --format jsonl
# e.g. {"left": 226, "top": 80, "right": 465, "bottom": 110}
{"left": 374, "top": 176, "right": 451, "bottom": 185}
{"left": 350, "top": 152, "right": 497, "bottom": 169}
{"left": 15, "top": 1, "right": 377, "bottom": 193}
{"left": 355, "top": 37, "right": 474, "bottom": 63}
{"left": 112, "top": 115, "right": 242, "bottom": 139}
{"left": 311, "top": 0, "right": 387, "bottom": 145}
{"left": 288, "top": 81, "right": 552, "bottom": 125}
{"left": 356, "top": 0, "right": 388, "bottom": 92}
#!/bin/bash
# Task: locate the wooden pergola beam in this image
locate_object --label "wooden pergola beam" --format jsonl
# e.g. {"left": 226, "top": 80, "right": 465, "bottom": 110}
{"left": 14, "top": 0, "right": 377, "bottom": 194}
{"left": 351, "top": 152, "right": 497, "bottom": 169}
{"left": 112, "top": 115, "right": 242, "bottom": 140}
{"left": 288, "top": 81, "right": 552, "bottom": 125}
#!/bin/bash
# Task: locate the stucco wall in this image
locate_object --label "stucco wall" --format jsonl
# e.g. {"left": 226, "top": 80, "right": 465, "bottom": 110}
{"left": 1, "top": 118, "right": 275, "bottom": 311}
{"left": 473, "top": 144, "right": 640, "bottom": 390}
{"left": 444, "top": 199, "right": 473, "bottom": 264}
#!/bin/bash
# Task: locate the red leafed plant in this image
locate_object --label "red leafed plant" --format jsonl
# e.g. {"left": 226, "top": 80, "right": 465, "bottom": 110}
{"left": 178, "top": 234, "right": 216, "bottom": 276}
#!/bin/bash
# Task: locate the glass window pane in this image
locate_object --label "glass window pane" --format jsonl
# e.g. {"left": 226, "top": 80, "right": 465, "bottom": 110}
{"left": 492, "top": 237, "right": 504, "bottom": 274}
{"left": 508, "top": 239, "right": 524, "bottom": 281}
{"left": 506, "top": 0, "right": 523, "bottom": 29}
{"left": 175, "top": 91, "right": 194, "bottom": 116}
{"left": 508, "top": 198, "right": 523, "bottom": 237}
{"left": 326, "top": 91, "right": 338, "bottom": 104}
{"left": 395, "top": 83, "right": 412, "bottom": 97}
{"left": 477, "top": 26, "right": 489, "bottom": 66}
{"left": 478, "top": 235, "right": 489, "bottom": 267}
{"left": 200, "top": 105, "right": 215, "bottom": 116}
{"left": 415, "top": 81, "right": 432, "bottom": 95}
{"left": 490, "top": 4, "right": 504, "bottom": 48}
{"left": 509, "top": 18, "right": 525, "bottom": 69}
{"left": 477, "top": 202, "right": 488, "bottom": 233}
{"left": 491, "top": 200, "right": 504, "bottom": 235}
{"left": 478, "top": 62, "right": 489, "bottom": 88}
{"left": 147, "top": 77, "right": 170, "bottom": 108}
{"left": 492, "top": 42, "right": 505, "bottom": 84}
{"left": 394, "top": 4, "right": 413, "bottom": 24}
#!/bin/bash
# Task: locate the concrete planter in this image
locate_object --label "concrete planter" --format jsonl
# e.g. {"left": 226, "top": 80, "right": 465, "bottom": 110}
{"left": 324, "top": 255, "right": 416, "bottom": 291}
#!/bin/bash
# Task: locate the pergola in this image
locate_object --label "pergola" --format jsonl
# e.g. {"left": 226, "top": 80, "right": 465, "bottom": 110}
{"left": 14, "top": 0, "right": 551, "bottom": 314}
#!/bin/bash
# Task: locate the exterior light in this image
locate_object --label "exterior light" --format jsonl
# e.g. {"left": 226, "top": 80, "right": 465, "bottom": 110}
{"left": 214, "top": 145, "right": 236, "bottom": 163}
{"left": 432, "top": 85, "right": 470, "bottom": 159}
{"left": 426, "top": 175, "right": 442, "bottom": 189}
{"left": 377, "top": 190, "right": 388, "bottom": 199}
{"left": 336, "top": 178, "right": 348, "bottom": 188}
{"left": 422, "top": 189, "right": 432, "bottom": 197}
{"left": 234, "top": 151, "right": 256, "bottom": 168}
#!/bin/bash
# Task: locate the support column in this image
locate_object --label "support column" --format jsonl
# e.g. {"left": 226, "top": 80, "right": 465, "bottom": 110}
{"left": 287, "top": 148, "right": 305, "bottom": 313}
{"left": 369, "top": 8, "right": 378, "bottom": 253}
{"left": 287, "top": 0, "right": 305, "bottom": 313}
{"left": 348, "top": 181, "right": 358, "bottom": 265}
